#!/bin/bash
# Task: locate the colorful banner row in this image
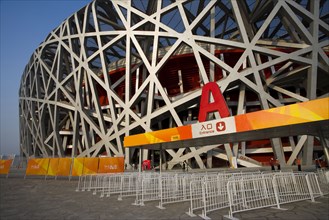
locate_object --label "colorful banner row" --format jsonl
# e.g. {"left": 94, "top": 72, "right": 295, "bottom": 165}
{"left": 0, "top": 159, "right": 13, "bottom": 175}
{"left": 25, "top": 157, "right": 124, "bottom": 177}
{"left": 124, "top": 97, "right": 329, "bottom": 147}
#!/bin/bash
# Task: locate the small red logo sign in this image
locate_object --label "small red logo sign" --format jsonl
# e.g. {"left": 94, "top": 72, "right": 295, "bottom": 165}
{"left": 216, "top": 122, "right": 226, "bottom": 132}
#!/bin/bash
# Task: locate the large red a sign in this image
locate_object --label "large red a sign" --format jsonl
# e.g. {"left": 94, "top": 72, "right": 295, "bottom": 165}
{"left": 198, "top": 82, "right": 230, "bottom": 122}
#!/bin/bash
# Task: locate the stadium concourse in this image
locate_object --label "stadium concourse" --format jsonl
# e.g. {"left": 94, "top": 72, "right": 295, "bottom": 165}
{"left": 1, "top": 167, "right": 329, "bottom": 220}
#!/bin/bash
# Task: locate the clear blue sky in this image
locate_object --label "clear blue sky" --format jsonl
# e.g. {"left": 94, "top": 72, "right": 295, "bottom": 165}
{"left": 0, "top": 0, "right": 90, "bottom": 155}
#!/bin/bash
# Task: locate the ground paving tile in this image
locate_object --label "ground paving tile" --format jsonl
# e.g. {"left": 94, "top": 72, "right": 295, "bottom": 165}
{"left": 1, "top": 170, "right": 328, "bottom": 220}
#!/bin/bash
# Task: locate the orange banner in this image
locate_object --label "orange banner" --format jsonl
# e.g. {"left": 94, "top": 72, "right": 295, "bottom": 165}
{"left": 83, "top": 157, "right": 99, "bottom": 175}
{"left": 26, "top": 158, "right": 50, "bottom": 176}
{"left": 235, "top": 97, "right": 329, "bottom": 132}
{"left": 57, "top": 158, "right": 73, "bottom": 176}
{"left": 47, "top": 158, "right": 60, "bottom": 176}
{"left": 71, "top": 158, "right": 85, "bottom": 176}
{"left": 98, "top": 157, "right": 124, "bottom": 173}
{"left": 0, "top": 159, "right": 13, "bottom": 175}
{"left": 124, "top": 125, "right": 192, "bottom": 147}
{"left": 124, "top": 97, "right": 329, "bottom": 147}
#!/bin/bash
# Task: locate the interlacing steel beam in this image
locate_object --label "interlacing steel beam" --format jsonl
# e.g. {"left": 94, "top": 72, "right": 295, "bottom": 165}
{"left": 19, "top": 0, "right": 329, "bottom": 169}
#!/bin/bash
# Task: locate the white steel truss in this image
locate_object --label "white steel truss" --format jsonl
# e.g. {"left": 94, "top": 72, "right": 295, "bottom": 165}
{"left": 19, "top": 0, "right": 329, "bottom": 169}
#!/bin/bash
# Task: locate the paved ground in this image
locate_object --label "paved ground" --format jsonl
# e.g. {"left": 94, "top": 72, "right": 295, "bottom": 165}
{"left": 1, "top": 170, "right": 328, "bottom": 220}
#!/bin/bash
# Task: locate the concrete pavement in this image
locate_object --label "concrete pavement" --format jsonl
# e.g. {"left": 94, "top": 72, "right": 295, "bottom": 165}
{"left": 1, "top": 171, "right": 328, "bottom": 220}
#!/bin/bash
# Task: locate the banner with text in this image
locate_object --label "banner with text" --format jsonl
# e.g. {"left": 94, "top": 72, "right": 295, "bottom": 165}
{"left": 26, "top": 158, "right": 50, "bottom": 176}
{"left": 0, "top": 159, "right": 13, "bottom": 175}
{"left": 98, "top": 157, "right": 124, "bottom": 173}
{"left": 124, "top": 98, "right": 329, "bottom": 147}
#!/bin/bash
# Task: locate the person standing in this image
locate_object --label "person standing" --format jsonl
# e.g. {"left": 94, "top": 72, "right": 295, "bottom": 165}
{"left": 276, "top": 159, "right": 281, "bottom": 170}
{"left": 270, "top": 158, "right": 275, "bottom": 171}
{"left": 315, "top": 159, "right": 321, "bottom": 169}
{"left": 296, "top": 158, "right": 301, "bottom": 171}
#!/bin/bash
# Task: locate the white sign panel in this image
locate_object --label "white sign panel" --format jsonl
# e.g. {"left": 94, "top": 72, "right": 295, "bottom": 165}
{"left": 191, "top": 117, "right": 237, "bottom": 138}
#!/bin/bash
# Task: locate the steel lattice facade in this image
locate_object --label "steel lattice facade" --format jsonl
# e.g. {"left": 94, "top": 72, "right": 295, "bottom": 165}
{"left": 19, "top": 0, "right": 329, "bottom": 169}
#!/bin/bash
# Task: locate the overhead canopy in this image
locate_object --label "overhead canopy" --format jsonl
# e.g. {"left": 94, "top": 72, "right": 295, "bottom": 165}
{"left": 124, "top": 97, "right": 329, "bottom": 150}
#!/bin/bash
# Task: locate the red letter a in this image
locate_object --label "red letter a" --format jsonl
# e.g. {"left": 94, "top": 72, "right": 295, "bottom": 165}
{"left": 198, "top": 82, "right": 230, "bottom": 122}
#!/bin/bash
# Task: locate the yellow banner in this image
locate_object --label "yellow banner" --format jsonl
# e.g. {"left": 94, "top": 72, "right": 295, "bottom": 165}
{"left": 98, "top": 157, "right": 124, "bottom": 173}
{"left": 26, "top": 158, "right": 50, "bottom": 176}
{"left": 47, "top": 158, "right": 60, "bottom": 176}
{"left": 0, "top": 159, "right": 13, "bottom": 175}
{"left": 83, "top": 157, "right": 99, "bottom": 175}
{"left": 71, "top": 158, "right": 85, "bottom": 176}
{"left": 57, "top": 158, "right": 72, "bottom": 176}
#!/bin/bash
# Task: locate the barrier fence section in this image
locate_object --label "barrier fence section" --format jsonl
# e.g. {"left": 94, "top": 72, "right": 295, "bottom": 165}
{"left": 73, "top": 170, "right": 328, "bottom": 219}
{"left": 46, "top": 158, "right": 60, "bottom": 179}
{"left": 273, "top": 172, "right": 313, "bottom": 204}
{"left": 0, "top": 159, "right": 13, "bottom": 177}
{"left": 199, "top": 176, "right": 230, "bottom": 220}
{"left": 76, "top": 173, "right": 103, "bottom": 192}
{"left": 93, "top": 174, "right": 111, "bottom": 195}
{"left": 225, "top": 175, "right": 281, "bottom": 219}
{"left": 305, "top": 173, "right": 323, "bottom": 200}
{"left": 140, "top": 175, "right": 161, "bottom": 206}
{"left": 71, "top": 158, "right": 85, "bottom": 177}
{"left": 118, "top": 173, "right": 140, "bottom": 200}
{"left": 56, "top": 158, "right": 73, "bottom": 178}
{"left": 316, "top": 169, "right": 329, "bottom": 195}
{"left": 186, "top": 172, "right": 235, "bottom": 217}
{"left": 157, "top": 174, "right": 189, "bottom": 209}
{"left": 198, "top": 172, "right": 271, "bottom": 219}
{"left": 25, "top": 158, "right": 50, "bottom": 178}
{"left": 100, "top": 174, "right": 123, "bottom": 198}
{"left": 82, "top": 157, "right": 99, "bottom": 175}
{"left": 186, "top": 179, "right": 204, "bottom": 217}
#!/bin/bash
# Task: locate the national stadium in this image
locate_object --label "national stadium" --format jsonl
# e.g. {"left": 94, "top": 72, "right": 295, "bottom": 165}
{"left": 19, "top": 0, "right": 329, "bottom": 170}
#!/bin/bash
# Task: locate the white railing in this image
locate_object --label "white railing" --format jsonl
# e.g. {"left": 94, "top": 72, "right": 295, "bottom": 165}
{"left": 118, "top": 173, "right": 140, "bottom": 200}
{"left": 199, "top": 177, "right": 230, "bottom": 220}
{"left": 139, "top": 176, "right": 160, "bottom": 206}
{"left": 75, "top": 170, "right": 326, "bottom": 219}
{"left": 273, "top": 172, "right": 312, "bottom": 204}
{"left": 305, "top": 172, "right": 323, "bottom": 201}
{"left": 316, "top": 169, "right": 329, "bottom": 195}
{"left": 157, "top": 174, "right": 190, "bottom": 209}
{"left": 226, "top": 175, "right": 281, "bottom": 219}
{"left": 100, "top": 174, "right": 122, "bottom": 198}
{"left": 186, "top": 179, "right": 204, "bottom": 217}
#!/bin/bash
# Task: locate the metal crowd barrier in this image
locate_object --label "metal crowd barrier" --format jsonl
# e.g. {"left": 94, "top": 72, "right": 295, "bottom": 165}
{"left": 139, "top": 175, "right": 161, "bottom": 206}
{"left": 225, "top": 172, "right": 324, "bottom": 220}
{"left": 316, "top": 169, "right": 329, "bottom": 195}
{"left": 186, "top": 172, "right": 262, "bottom": 218}
{"left": 100, "top": 174, "right": 124, "bottom": 198}
{"left": 305, "top": 172, "right": 323, "bottom": 200}
{"left": 76, "top": 173, "right": 112, "bottom": 194}
{"left": 118, "top": 173, "right": 140, "bottom": 200}
{"left": 199, "top": 177, "right": 229, "bottom": 220}
{"left": 75, "top": 170, "right": 327, "bottom": 219}
{"left": 186, "top": 179, "right": 204, "bottom": 217}
{"left": 317, "top": 169, "right": 329, "bottom": 183}
{"left": 274, "top": 172, "right": 313, "bottom": 204}
{"left": 157, "top": 174, "right": 190, "bottom": 209}
{"left": 225, "top": 175, "right": 281, "bottom": 219}
{"left": 76, "top": 173, "right": 103, "bottom": 192}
